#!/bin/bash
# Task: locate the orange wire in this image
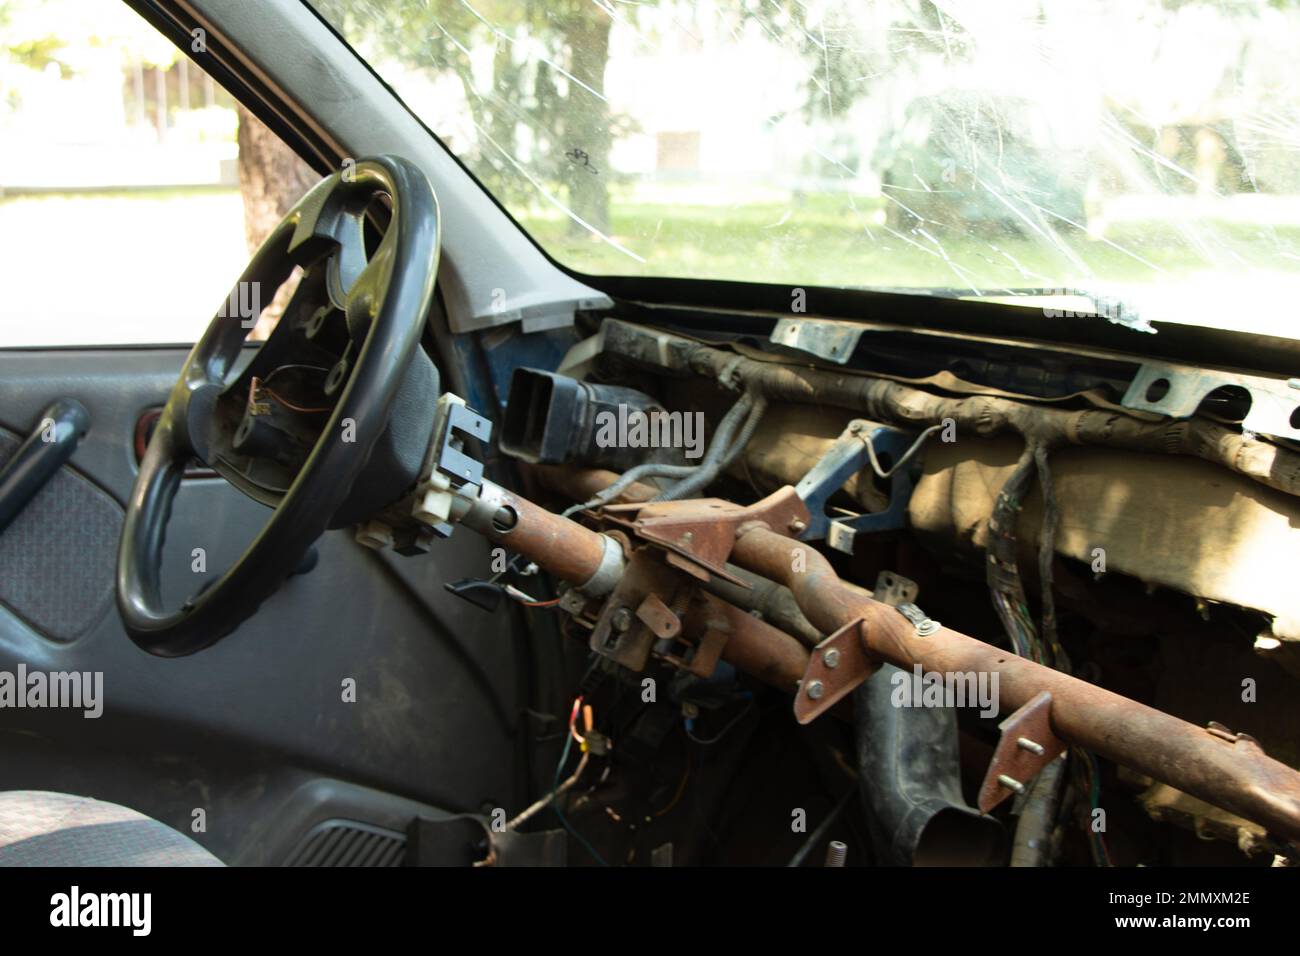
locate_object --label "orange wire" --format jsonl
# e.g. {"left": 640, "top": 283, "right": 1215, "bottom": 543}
{"left": 569, "top": 697, "right": 586, "bottom": 745}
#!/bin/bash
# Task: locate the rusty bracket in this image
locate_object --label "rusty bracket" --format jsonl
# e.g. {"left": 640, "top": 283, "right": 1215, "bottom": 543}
{"left": 586, "top": 487, "right": 813, "bottom": 679}
{"left": 978, "top": 690, "right": 1067, "bottom": 813}
{"left": 794, "top": 617, "right": 876, "bottom": 724}
{"left": 588, "top": 550, "right": 686, "bottom": 671}
{"left": 597, "top": 487, "right": 810, "bottom": 586}
{"left": 793, "top": 571, "right": 917, "bottom": 724}
{"left": 636, "top": 592, "right": 682, "bottom": 640}
{"left": 660, "top": 613, "right": 733, "bottom": 681}
{"left": 586, "top": 549, "right": 725, "bottom": 677}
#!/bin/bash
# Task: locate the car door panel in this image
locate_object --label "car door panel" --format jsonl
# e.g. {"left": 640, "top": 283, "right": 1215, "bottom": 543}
{"left": 0, "top": 347, "right": 520, "bottom": 864}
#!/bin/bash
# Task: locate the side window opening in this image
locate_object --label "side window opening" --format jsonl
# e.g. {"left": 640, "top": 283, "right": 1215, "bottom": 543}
{"left": 0, "top": 0, "right": 314, "bottom": 346}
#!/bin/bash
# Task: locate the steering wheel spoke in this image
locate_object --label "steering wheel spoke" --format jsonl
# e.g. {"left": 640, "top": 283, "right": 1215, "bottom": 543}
{"left": 117, "top": 156, "right": 441, "bottom": 656}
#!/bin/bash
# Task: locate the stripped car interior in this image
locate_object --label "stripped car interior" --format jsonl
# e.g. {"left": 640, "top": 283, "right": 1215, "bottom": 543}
{"left": 1, "top": 0, "right": 1299, "bottom": 869}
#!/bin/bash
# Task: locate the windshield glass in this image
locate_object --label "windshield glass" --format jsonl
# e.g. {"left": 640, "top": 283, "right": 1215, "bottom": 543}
{"left": 309, "top": 0, "right": 1300, "bottom": 338}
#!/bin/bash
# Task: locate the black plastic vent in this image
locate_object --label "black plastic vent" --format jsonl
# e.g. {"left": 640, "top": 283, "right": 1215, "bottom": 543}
{"left": 282, "top": 819, "right": 406, "bottom": 867}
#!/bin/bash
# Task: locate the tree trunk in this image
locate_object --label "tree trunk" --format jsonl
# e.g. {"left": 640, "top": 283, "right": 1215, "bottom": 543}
{"left": 235, "top": 104, "right": 318, "bottom": 337}
{"left": 235, "top": 103, "right": 317, "bottom": 253}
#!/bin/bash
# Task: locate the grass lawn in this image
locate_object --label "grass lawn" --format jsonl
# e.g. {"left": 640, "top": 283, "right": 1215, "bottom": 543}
{"left": 4, "top": 186, "right": 1300, "bottom": 345}
{"left": 520, "top": 192, "right": 1300, "bottom": 291}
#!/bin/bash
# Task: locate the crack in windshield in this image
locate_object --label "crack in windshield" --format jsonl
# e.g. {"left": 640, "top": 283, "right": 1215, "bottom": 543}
{"left": 309, "top": 0, "right": 1300, "bottom": 338}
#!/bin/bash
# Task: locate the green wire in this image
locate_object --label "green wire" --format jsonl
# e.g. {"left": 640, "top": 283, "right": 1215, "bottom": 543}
{"left": 552, "top": 732, "right": 608, "bottom": 866}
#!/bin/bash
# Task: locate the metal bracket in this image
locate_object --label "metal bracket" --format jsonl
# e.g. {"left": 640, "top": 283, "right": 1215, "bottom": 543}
{"left": 770, "top": 317, "right": 866, "bottom": 365}
{"left": 635, "top": 592, "right": 682, "bottom": 640}
{"left": 435, "top": 400, "right": 493, "bottom": 489}
{"left": 977, "top": 691, "right": 1067, "bottom": 813}
{"left": 597, "top": 486, "right": 810, "bottom": 585}
{"left": 794, "top": 617, "right": 876, "bottom": 725}
{"left": 873, "top": 570, "right": 919, "bottom": 607}
{"left": 794, "top": 422, "right": 923, "bottom": 554}
{"left": 1121, "top": 361, "right": 1300, "bottom": 441}
{"left": 895, "top": 602, "right": 940, "bottom": 636}
{"left": 588, "top": 551, "right": 684, "bottom": 671}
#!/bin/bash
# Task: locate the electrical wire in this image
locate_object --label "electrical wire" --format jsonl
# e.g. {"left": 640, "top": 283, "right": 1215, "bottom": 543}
{"left": 651, "top": 393, "right": 768, "bottom": 502}
{"left": 552, "top": 729, "right": 608, "bottom": 866}
{"left": 1075, "top": 747, "right": 1114, "bottom": 866}
{"left": 652, "top": 755, "right": 692, "bottom": 818}
{"left": 503, "top": 584, "right": 561, "bottom": 608}
{"left": 561, "top": 387, "right": 761, "bottom": 515}
{"left": 863, "top": 422, "right": 945, "bottom": 479}
{"left": 506, "top": 748, "right": 589, "bottom": 832}
{"left": 684, "top": 701, "right": 757, "bottom": 745}
{"left": 987, "top": 443, "right": 1108, "bottom": 866}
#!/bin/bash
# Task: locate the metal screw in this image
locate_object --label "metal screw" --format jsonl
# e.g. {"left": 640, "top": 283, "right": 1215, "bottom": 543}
{"left": 1017, "top": 737, "right": 1045, "bottom": 756}
{"left": 806, "top": 679, "right": 825, "bottom": 700}
{"left": 824, "top": 841, "right": 847, "bottom": 867}
{"left": 998, "top": 774, "right": 1026, "bottom": 795}
{"left": 823, "top": 648, "right": 841, "bottom": 669}
{"left": 915, "top": 619, "right": 939, "bottom": 637}
{"left": 789, "top": 518, "right": 807, "bottom": 534}
{"left": 611, "top": 607, "right": 633, "bottom": 632}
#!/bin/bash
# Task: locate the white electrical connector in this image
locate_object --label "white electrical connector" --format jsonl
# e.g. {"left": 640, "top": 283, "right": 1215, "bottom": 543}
{"left": 411, "top": 470, "right": 454, "bottom": 527}
{"left": 355, "top": 520, "right": 394, "bottom": 550}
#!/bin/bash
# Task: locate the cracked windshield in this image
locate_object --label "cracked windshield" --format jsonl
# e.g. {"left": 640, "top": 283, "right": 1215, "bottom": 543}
{"left": 310, "top": 0, "right": 1300, "bottom": 337}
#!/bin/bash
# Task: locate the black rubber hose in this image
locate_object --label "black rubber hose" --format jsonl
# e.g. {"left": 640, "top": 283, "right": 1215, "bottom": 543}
{"left": 853, "top": 664, "right": 1006, "bottom": 866}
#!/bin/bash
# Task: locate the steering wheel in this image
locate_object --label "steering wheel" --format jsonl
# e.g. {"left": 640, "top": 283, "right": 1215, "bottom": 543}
{"left": 117, "top": 156, "right": 441, "bottom": 657}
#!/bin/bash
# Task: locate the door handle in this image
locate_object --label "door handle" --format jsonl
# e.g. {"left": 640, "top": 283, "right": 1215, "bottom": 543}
{"left": 0, "top": 399, "right": 90, "bottom": 535}
{"left": 134, "top": 407, "right": 217, "bottom": 479}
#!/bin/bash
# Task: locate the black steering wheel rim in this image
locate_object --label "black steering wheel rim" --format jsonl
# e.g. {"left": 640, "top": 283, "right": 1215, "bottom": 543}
{"left": 117, "top": 155, "right": 440, "bottom": 657}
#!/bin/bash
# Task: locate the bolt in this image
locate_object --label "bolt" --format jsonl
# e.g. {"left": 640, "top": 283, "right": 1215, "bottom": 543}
{"left": 1017, "top": 737, "right": 1045, "bottom": 756}
{"left": 915, "top": 619, "right": 939, "bottom": 636}
{"left": 824, "top": 841, "right": 847, "bottom": 867}
{"left": 823, "top": 648, "right": 841, "bottom": 669}
{"left": 998, "top": 774, "right": 1026, "bottom": 795}
{"left": 788, "top": 518, "right": 807, "bottom": 534}
{"left": 611, "top": 607, "right": 634, "bottom": 632}
{"left": 806, "top": 679, "right": 825, "bottom": 700}
{"left": 848, "top": 421, "right": 864, "bottom": 434}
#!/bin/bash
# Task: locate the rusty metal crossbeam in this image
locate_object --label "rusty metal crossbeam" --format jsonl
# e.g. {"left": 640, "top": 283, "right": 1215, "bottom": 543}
{"left": 472, "top": 474, "right": 1300, "bottom": 846}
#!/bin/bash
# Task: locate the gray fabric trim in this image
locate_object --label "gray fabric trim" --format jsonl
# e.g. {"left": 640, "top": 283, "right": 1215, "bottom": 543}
{"left": 0, "top": 429, "right": 122, "bottom": 640}
{"left": 0, "top": 791, "right": 224, "bottom": 867}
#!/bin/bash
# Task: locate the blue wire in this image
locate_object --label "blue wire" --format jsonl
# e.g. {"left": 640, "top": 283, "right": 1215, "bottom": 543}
{"left": 552, "top": 732, "right": 608, "bottom": 866}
